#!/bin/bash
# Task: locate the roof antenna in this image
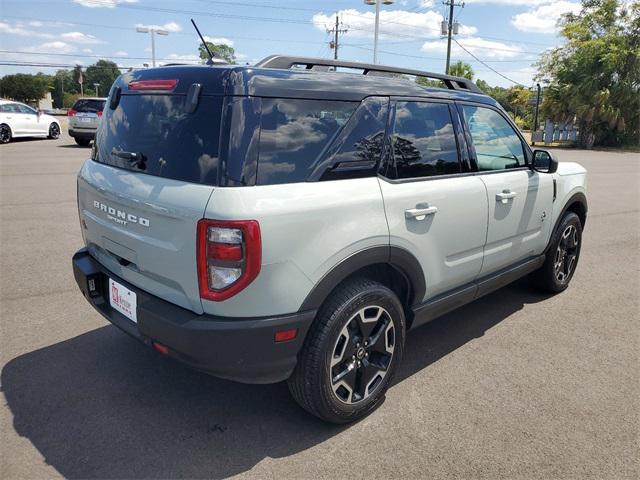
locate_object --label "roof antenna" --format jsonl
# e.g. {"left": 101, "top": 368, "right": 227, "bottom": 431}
{"left": 191, "top": 18, "right": 216, "bottom": 65}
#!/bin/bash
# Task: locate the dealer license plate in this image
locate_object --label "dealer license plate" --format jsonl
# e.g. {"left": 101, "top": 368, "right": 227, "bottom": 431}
{"left": 109, "top": 278, "right": 137, "bottom": 323}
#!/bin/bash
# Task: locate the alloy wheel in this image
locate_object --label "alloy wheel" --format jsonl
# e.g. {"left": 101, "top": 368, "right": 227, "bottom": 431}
{"left": 330, "top": 306, "right": 396, "bottom": 404}
{"left": 0, "top": 125, "right": 10, "bottom": 143}
{"left": 554, "top": 224, "right": 579, "bottom": 282}
{"left": 49, "top": 123, "right": 60, "bottom": 139}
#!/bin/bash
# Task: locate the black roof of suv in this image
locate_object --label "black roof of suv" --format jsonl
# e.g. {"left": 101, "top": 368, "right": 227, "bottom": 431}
{"left": 110, "top": 55, "right": 500, "bottom": 107}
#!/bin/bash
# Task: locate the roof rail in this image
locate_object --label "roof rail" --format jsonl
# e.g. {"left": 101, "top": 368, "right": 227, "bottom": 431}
{"left": 255, "top": 55, "right": 482, "bottom": 94}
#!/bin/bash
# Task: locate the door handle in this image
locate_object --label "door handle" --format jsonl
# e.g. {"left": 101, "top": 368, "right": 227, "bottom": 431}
{"left": 496, "top": 190, "right": 517, "bottom": 202}
{"left": 405, "top": 205, "right": 438, "bottom": 220}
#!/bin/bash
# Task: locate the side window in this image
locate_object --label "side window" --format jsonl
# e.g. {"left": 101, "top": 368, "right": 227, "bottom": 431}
{"left": 17, "top": 104, "right": 36, "bottom": 114}
{"left": 460, "top": 105, "right": 526, "bottom": 171}
{"left": 391, "top": 101, "right": 460, "bottom": 179}
{"left": 313, "top": 97, "right": 389, "bottom": 181}
{"left": 257, "top": 98, "right": 357, "bottom": 185}
{"left": 0, "top": 105, "right": 11, "bottom": 113}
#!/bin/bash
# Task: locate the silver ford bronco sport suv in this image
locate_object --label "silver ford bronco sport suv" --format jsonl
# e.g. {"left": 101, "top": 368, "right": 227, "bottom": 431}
{"left": 72, "top": 56, "right": 587, "bottom": 423}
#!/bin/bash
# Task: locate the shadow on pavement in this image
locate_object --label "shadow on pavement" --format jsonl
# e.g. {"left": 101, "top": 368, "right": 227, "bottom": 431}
{"left": 2, "top": 278, "right": 550, "bottom": 479}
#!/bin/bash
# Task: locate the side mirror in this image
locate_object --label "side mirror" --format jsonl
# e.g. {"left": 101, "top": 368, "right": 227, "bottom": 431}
{"left": 531, "top": 149, "right": 558, "bottom": 174}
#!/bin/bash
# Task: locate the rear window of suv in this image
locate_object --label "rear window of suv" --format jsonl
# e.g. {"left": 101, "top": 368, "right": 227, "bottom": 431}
{"left": 72, "top": 99, "right": 106, "bottom": 113}
{"left": 94, "top": 94, "right": 223, "bottom": 186}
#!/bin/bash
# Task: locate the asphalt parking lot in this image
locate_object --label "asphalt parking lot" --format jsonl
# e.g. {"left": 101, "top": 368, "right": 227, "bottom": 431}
{"left": 1, "top": 134, "right": 638, "bottom": 479}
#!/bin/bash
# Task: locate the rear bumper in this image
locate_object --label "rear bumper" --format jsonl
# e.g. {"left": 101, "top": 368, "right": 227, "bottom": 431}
{"left": 68, "top": 128, "right": 96, "bottom": 140}
{"left": 72, "top": 248, "right": 315, "bottom": 384}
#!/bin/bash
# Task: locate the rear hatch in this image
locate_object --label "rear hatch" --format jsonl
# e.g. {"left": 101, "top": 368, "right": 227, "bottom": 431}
{"left": 69, "top": 98, "right": 106, "bottom": 131}
{"left": 77, "top": 68, "right": 225, "bottom": 313}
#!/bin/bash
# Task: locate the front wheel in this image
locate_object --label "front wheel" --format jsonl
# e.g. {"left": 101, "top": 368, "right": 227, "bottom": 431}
{"left": 288, "top": 278, "right": 406, "bottom": 424}
{"left": 48, "top": 122, "right": 60, "bottom": 139}
{"left": 530, "top": 211, "right": 582, "bottom": 293}
{"left": 0, "top": 124, "right": 11, "bottom": 144}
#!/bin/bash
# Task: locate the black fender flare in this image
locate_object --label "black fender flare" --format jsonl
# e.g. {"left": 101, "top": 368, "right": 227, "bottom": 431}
{"left": 298, "top": 245, "right": 426, "bottom": 312}
{"left": 545, "top": 191, "right": 588, "bottom": 252}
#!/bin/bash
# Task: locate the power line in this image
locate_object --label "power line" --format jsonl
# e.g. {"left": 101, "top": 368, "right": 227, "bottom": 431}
{"left": 453, "top": 38, "right": 523, "bottom": 85}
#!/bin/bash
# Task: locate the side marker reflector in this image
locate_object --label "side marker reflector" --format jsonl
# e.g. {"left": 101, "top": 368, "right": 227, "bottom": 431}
{"left": 274, "top": 328, "right": 298, "bottom": 343}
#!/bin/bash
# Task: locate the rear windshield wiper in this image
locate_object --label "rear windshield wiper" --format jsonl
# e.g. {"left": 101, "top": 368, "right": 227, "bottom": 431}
{"left": 111, "top": 148, "right": 147, "bottom": 170}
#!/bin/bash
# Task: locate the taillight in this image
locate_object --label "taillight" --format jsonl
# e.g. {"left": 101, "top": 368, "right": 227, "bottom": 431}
{"left": 128, "top": 79, "right": 178, "bottom": 91}
{"left": 96, "top": 110, "right": 103, "bottom": 117}
{"left": 197, "top": 219, "right": 261, "bottom": 301}
{"left": 67, "top": 109, "right": 77, "bottom": 116}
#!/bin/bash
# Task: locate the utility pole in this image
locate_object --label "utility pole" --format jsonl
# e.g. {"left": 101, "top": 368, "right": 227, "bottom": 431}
{"left": 443, "top": 0, "right": 464, "bottom": 75}
{"left": 327, "top": 15, "right": 348, "bottom": 60}
{"left": 532, "top": 83, "right": 542, "bottom": 145}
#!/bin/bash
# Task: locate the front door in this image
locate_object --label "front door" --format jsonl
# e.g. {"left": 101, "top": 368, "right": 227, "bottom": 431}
{"left": 458, "top": 103, "right": 554, "bottom": 276}
{"left": 379, "top": 100, "right": 488, "bottom": 302}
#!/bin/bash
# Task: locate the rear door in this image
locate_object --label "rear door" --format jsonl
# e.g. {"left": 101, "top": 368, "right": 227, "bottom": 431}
{"left": 379, "top": 99, "right": 488, "bottom": 302}
{"left": 77, "top": 87, "right": 224, "bottom": 314}
{"left": 458, "top": 103, "right": 553, "bottom": 276}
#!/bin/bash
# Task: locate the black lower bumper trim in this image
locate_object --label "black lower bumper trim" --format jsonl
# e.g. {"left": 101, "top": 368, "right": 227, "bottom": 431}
{"left": 68, "top": 130, "right": 96, "bottom": 140}
{"left": 72, "top": 248, "right": 316, "bottom": 384}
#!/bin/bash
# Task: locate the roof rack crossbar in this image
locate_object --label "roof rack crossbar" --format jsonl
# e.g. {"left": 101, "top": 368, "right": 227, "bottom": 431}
{"left": 255, "top": 55, "right": 482, "bottom": 93}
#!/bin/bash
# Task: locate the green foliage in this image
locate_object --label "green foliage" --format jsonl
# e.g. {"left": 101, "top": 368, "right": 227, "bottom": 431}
{"left": 84, "top": 60, "right": 121, "bottom": 97}
{"left": 476, "top": 80, "right": 535, "bottom": 130}
{"left": 0, "top": 73, "right": 52, "bottom": 103}
{"left": 448, "top": 61, "right": 474, "bottom": 80}
{"left": 63, "top": 92, "right": 82, "bottom": 108}
{"left": 536, "top": 0, "right": 640, "bottom": 148}
{"left": 198, "top": 42, "right": 237, "bottom": 64}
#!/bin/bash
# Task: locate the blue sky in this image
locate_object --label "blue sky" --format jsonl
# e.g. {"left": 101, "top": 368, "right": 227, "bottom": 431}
{"left": 0, "top": 0, "right": 581, "bottom": 87}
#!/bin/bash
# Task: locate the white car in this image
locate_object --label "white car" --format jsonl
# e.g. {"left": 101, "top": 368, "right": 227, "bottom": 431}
{"left": 0, "top": 99, "right": 61, "bottom": 144}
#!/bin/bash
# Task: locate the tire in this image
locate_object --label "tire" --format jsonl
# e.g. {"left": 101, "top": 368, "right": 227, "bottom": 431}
{"left": 0, "top": 124, "right": 11, "bottom": 144}
{"left": 48, "top": 122, "right": 60, "bottom": 139}
{"left": 75, "top": 138, "right": 91, "bottom": 147}
{"left": 288, "top": 277, "right": 406, "bottom": 424}
{"left": 530, "top": 211, "right": 582, "bottom": 293}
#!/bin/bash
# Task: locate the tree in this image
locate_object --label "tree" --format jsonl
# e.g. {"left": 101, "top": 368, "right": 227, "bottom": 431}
{"left": 84, "top": 60, "right": 121, "bottom": 97}
{"left": 51, "top": 69, "right": 77, "bottom": 108}
{"left": 198, "top": 42, "right": 236, "bottom": 64}
{"left": 536, "top": 0, "right": 640, "bottom": 148}
{"left": 0, "top": 73, "right": 52, "bottom": 103}
{"left": 448, "top": 61, "right": 474, "bottom": 80}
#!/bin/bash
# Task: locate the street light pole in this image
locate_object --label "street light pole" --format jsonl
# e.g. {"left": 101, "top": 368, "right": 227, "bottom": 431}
{"left": 93, "top": 83, "right": 100, "bottom": 97}
{"left": 136, "top": 27, "right": 169, "bottom": 67}
{"left": 373, "top": 0, "right": 381, "bottom": 64}
{"left": 365, "top": 0, "right": 394, "bottom": 65}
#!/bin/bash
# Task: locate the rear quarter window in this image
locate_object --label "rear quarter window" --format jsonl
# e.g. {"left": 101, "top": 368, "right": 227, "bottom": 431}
{"left": 257, "top": 98, "right": 357, "bottom": 185}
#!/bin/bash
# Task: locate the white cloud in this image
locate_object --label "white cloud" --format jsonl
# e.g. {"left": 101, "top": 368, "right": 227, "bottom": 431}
{"left": 0, "top": 21, "right": 54, "bottom": 38}
{"left": 114, "top": 50, "right": 128, "bottom": 56}
{"left": 135, "top": 21, "right": 182, "bottom": 33}
{"left": 60, "top": 31, "right": 105, "bottom": 44}
{"left": 83, "top": 48, "right": 93, "bottom": 53}
{"left": 511, "top": 1, "right": 581, "bottom": 33}
{"left": 418, "top": 0, "right": 434, "bottom": 7}
{"left": 203, "top": 36, "right": 234, "bottom": 47}
{"left": 163, "top": 53, "right": 201, "bottom": 64}
{"left": 24, "top": 41, "right": 77, "bottom": 54}
{"left": 313, "top": 9, "right": 445, "bottom": 39}
{"left": 421, "top": 36, "right": 523, "bottom": 59}
{"left": 73, "top": 0, "right": 137, "bottom": 8}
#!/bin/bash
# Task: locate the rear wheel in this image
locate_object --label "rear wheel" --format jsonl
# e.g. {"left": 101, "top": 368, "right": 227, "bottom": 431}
{"left": 530, "top": 211, "right": 582, "bottom": 293}
{"left": 288, "top": 278, "right": 405, "bottom": 423}
{"left": 0, "top": 124, "right": 11, "bottom": 144}
{"left": 75, "top": 138, "right": 91, "bottom": 147}
{"left": 48, "top": 122, "right": 60, "bottom": 139}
